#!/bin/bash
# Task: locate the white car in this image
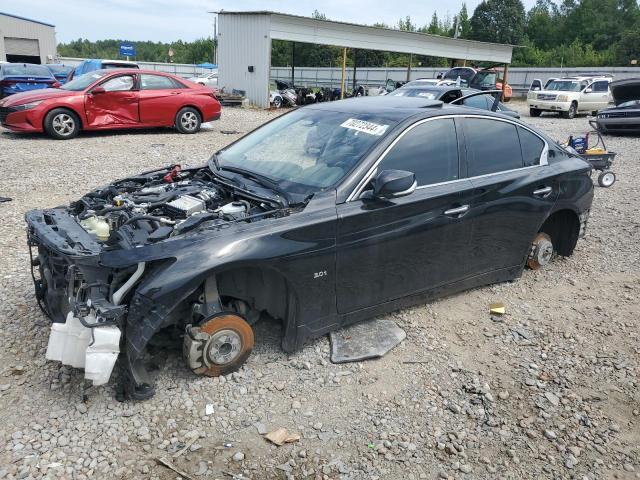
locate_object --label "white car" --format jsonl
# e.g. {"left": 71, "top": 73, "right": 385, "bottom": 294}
{"left": 188, "top": 71, "right": 218, "bottom": 87}
{"left": 528, "top": 76, "right": 612, "bottom": 119}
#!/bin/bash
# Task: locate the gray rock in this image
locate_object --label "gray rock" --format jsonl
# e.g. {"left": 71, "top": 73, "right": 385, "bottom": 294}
{"left": 232, "top": 452, "right": 245, "bottom": 462}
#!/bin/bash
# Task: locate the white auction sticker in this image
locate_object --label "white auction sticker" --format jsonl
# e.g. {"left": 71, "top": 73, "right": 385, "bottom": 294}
{"left": 340, "top": 118, "right": 389, "bottom": 136}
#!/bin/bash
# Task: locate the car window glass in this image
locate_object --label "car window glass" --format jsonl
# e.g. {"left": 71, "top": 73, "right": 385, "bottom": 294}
{"left": 464, "top": 118, "right": 523, "bottom": 176}
{"left": 580, "top": 81, "right": 589, "bottom": 90}
{"left": 377, "top": 119, "right": 459, "bottom": 186}
{"left": 592, "top": 81, "right": 609, "bottom": 92}
{"left": 518, "top": 127, "right": 545, "bottom": 167}
{"left": 140, "top": 74, "right": 176, "bottom": 90}
{"left": 463, "top": 95, "right": 490, "bottom": 110}
{"left": 102, "top": 75, "right": 135, "bottom": 92}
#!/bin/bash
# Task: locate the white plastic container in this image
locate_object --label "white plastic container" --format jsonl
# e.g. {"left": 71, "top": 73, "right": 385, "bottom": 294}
{"left": 46, "top": 312, "right": 121, "bottom": 385}
{"left": 85, "top": 326, "right": 121, "bottom": 385}
{"left": 46, "top": 312, "right": 92, "bottom": 368}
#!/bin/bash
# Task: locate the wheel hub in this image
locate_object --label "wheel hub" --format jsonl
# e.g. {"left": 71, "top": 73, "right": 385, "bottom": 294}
{"left": 205, "top": 329, "right": 242, "bottom": 366}
{"left": 528, "top": 233, "right": 553, "bottom": 269}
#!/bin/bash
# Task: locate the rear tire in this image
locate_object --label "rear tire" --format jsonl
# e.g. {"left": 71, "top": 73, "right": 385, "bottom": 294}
{"left": 529, "top": 108, "right": 542, "bottom": 117}
{"left": 43, "top": 108, "right": 80, "bottom": 140}
{"left": 597, "top": 171, "right": 616, "bottom": 187}
{"left": 175, "top": 107, "right": 201, "bottom": 134}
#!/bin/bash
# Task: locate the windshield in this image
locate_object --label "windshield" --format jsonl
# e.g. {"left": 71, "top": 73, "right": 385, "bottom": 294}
{"left": 471, "top": 72, "right": 498, "bottom": 87}
{"left": 214, "top": 108, "right": 397, "bottom": 193}
{"left": 60, "top": 71, "right": 108, "bottom": 91}
{"left": 444, "top": 69, "right": 475, "bottom": 81}
{"left": 48, "top": 65, "right": 73, "bottom": 75}
{"left": 2, "top": 64, "right": 53, "bottom": 77}
{"left": 388, "top": 88, "right": 439, "bottom": 99}
{"left": 618, "top": 100, "right": 640, "bottom": 108}
{"left": 546, "top": 80, "right": 581, "bottom": 92}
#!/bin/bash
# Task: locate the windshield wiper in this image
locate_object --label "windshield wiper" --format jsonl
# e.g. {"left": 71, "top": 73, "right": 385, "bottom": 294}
{"left": 219, "top": 166, "right": 291, "bottom": 207}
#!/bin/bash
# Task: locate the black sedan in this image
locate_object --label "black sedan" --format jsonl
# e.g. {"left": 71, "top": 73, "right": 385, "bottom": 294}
{"left": 388, "top": 85, "right": 519, "bottom": 118}
{"left": 26, "top": 97, "right": 593, "bottom": 399}
{"left": 595, "top": 78, "right": 640, "bottom": 134}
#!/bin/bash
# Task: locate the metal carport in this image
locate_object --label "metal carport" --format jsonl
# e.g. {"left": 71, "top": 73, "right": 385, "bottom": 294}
{"left": 214, "top": 11, "right": 514, "bottom": 108}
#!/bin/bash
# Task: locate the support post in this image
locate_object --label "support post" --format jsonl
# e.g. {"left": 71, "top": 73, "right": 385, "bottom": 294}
{"left": 502, "top": 63, "right": 510, "bottom": 101}
{"left": 291, "top": 42, "right": 296, "bottom": 86}
{"left": 340, "top": 47, "right": 347, "bottom": 99}
{"left": 406, "top": 54, "right": 413, "bottom": 82}
{"left": 352, "top": 49, "right": 357, "bottom": 93}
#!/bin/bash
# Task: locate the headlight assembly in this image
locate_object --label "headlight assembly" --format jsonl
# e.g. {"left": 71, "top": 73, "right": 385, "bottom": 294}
{"left": 14, "top": 101, "right": 43, "bottom": 111}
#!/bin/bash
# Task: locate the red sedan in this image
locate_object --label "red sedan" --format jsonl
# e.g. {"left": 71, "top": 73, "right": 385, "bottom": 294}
{"left": 0, "top": 69, "right": 221, "bottom": 139}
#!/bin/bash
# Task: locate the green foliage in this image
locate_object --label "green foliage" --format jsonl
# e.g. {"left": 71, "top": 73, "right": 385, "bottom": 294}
{"left": 58, "top": 38, "right": 215, "bottom": 64}
{"left": 59, "top": 3, "right": 640, "bottom": 69}
{"left": 470, "top": 0, "right": 526, "bottom": 44}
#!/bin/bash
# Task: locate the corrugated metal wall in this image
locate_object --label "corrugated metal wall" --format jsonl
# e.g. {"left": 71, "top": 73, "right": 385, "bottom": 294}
{"left": 218, "top": 13, "right": 271, "bottom": 108}
{"left": 0, "top": 14, "right": 56, "bottom": 63}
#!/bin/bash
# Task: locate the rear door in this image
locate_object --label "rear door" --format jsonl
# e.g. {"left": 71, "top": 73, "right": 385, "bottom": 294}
{"left": 336, "top": 117, "right": 474, "bottom": 313}
{"left": 85, "top": 74, "right": 140, "bottom": 127}
{"left": 138, "top": 74, "right": 186, "bottom": 125}
{"left": 461, "top": 117, "right": 558, "bottom": 273}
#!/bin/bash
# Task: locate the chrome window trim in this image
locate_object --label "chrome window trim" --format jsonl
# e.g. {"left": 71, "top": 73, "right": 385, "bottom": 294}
{"left": 346, "top": 114, "right": 549, "bottom": 202}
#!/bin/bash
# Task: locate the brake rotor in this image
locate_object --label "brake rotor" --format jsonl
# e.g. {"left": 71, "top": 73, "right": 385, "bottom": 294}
{"left": 187, "top": 313, "right": 254, "bottom": 377}
{"left": 527, "top": 232, "right": 554, "bottom": 270}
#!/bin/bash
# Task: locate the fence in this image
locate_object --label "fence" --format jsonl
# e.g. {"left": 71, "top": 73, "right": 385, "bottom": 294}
{"left": 57, "top": 57, "right": 639, "bottom": 97}
{"left": 270, "top": 66, "right": 640, "bottom": 96}
{"left": 57, "top": 57, "right": 212, "bottom": 78}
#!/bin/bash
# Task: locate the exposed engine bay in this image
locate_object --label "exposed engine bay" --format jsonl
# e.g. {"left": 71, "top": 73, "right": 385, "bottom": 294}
{"left": 71, "top": 164, "right": 283, "bottom": 248}
{"left": 26, "top": 163, "right": 293, "bottom": 397}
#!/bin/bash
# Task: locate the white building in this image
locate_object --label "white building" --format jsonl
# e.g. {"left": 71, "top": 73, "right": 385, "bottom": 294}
{"left": 0, "top": 12, "right": 57, "bottom": 64}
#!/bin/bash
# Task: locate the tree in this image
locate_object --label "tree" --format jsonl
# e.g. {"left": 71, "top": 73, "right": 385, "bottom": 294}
{"left": 470, "top": 0, "right": 526, "bottom": 44}
{"left": 457, "top": 3, "right": 471, "bottom": 38}
{"left": 427, "top": 12, "right": 440, "bottom": 34}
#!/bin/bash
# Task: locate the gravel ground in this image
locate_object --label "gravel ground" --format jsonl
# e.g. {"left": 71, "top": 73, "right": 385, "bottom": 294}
{"left": 0, "top": 101, "right": 638, "bottom": 480}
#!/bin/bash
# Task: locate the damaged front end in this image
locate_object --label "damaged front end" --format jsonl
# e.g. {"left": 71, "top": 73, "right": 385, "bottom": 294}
{"left": 26, "top": 163, "right": 287, "bottom": 398}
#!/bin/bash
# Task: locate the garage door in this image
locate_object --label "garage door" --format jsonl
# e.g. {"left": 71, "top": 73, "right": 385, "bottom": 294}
{"left": 5, "top": 37, "right": 40, "bottom": 56}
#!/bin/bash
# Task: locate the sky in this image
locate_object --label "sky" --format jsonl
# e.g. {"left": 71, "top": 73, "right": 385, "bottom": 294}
{"left": 8, "top": 0, "right": 537, "bottom": 43}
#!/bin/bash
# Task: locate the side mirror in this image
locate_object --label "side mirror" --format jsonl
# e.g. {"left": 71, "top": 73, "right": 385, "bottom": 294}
{"left": 91, "top": 86, "right": 106, "bottom": 95}
{"left": 372, "top": 170, "right": 417, "bottom": 199}
{"left": 585, "top": 87, "right": 593, "bottom": 93}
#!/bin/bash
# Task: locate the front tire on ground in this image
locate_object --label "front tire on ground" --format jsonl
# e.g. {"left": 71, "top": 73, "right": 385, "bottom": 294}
{"left": 43, "top": 108, "right": 80, "bottom": 139}
{"left": 562, "top": 103, "right": 577, "bottom": 119}
{"left": 175, "top": 107, "right": 202, "bottom": 134}
{"left": 187, "top": 313, "right": 254, "bottom": 377}
{"left": 527, "top": 232, "right": 554, "bottom": 270}
{"left": 529, "top": 108, "right": 542, "bottom": 117}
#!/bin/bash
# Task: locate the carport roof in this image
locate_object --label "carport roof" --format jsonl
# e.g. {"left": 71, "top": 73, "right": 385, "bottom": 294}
{"left": 0, "top": 11, "right": 55, "bottom": 28}
{"left": 213, "top": 10, "right": 514, "bottom": 64}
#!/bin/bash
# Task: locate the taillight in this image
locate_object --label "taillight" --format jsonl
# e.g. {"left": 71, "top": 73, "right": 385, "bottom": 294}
{"left": 0, "top": 80, "right": 16, "bottom": 87}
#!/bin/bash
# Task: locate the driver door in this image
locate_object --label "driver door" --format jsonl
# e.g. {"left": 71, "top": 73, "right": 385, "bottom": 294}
{"left": 336, "top": 117, "right": 474, "bottom": 313}
{"left": 85, "top": 74, "right": 140, "bottom": 127}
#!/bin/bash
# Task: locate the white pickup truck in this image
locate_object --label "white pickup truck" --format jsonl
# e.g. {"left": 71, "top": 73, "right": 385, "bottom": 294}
{"left": 528, "top": 76, "right": 612, "bottom": 119}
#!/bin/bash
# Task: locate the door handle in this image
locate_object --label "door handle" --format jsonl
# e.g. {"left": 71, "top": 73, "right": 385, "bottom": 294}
{"left": 170, "top": 91, "right": 182, "bottom": 95}
{"left": 533, "top": 186, "right": 552, "bottom": 197}
{"left": 444, "top": 205, "right": 470, "bottom": 217}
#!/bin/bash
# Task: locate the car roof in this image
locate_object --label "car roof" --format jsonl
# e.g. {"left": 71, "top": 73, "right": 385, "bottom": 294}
{"left": 88, "top": 68, "right": 177, "bottom": 76}
{"left": 305, "top": 96, "right": 496, "bottom": 121}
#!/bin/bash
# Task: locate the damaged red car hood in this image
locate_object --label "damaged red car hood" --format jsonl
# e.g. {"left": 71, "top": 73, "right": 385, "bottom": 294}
{"left": 0, "top": 88, "right": 76, "bottom": 107}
